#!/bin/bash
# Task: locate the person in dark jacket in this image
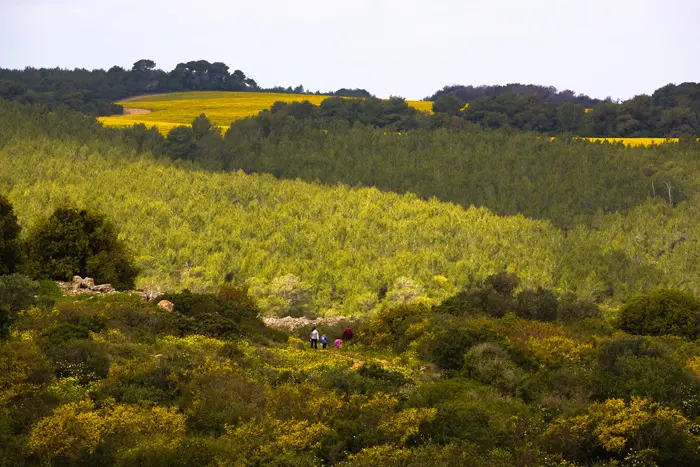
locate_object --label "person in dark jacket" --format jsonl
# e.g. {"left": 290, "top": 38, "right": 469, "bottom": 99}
{"left": 342, "top": 327, "right": 353, "bottom": 341}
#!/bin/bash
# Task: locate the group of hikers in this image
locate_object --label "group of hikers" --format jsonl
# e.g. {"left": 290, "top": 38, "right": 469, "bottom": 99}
{"left": 310, "top": 326, "right": 353, "bottom": 350}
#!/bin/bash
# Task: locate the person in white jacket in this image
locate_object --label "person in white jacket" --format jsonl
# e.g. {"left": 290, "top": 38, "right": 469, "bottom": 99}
{"left": 310, "top": 327, "right": 319, "bottom": 349}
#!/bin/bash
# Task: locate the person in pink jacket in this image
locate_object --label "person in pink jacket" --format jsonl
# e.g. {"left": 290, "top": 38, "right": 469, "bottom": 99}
{"left": 334, "top": 338, "right": 343, "bottom": 349}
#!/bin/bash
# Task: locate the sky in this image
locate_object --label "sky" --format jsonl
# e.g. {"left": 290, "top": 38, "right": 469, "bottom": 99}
{"left": 0, "top": 0, "right": 698, "bottom": 100}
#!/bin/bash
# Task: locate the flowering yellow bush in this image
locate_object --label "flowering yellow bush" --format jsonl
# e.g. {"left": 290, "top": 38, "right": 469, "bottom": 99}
{"left": 259, "top": 345, "right": 351, "bottom": 374}
{"left": 27, "top": 400, "right": 105, "bottom": 458}
{"left": 686, "top": 356, "right": 700, "bottom": 376}
{"left": 267, "top": 382, "right": 345, "bottom": 420}
{"left": 546, "top": 397, "right": 698, "bottom": 455}
{"left": 527, "top": 336, "right": 593, "bottom": 366}
{"left": 27, "top": 399, "right": 186, "bottom": 460}
{"left": 0, "top": 339, "right": 49, "bottom": 406}
{"left": 377, "top": 407, "right": 437, "bottom": 444}
{"left": 44, "top": 376, "right": 89, "bottom": 403}
{"left": 223, "top": 417, "right": 329, "bottom": 463}
{"left": 342, "top": 445, "right": 412, "bottom": 466}
{"left": 156, "top": 334, "right": 226, "bottom": 355}
{"left": 91, "top": 328, "right": 128, "bottom": 344}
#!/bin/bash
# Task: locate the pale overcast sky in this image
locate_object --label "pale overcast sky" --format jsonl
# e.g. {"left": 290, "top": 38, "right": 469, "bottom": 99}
{"left": 0, "top": 0, "right": 698, "bottom": 100}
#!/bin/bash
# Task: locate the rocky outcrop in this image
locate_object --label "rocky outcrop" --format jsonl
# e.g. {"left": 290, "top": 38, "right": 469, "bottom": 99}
{"left": 93, "top": 284, "right": 115, "bottom": 293}
{"left": 157, "top": 300, "right": 175, "bottom": 312}
{"left": 63, "top": 276, "right": 115, "bottom": 295}
{"left": 263, "top": 315, "right": 349, "bottom": 332}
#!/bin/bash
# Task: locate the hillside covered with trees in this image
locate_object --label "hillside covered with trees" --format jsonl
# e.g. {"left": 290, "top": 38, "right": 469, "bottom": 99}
{"left": 25, "top": 95, "right": 694, "bottom": 229}
{"left": 2, "top": 100, "right": 700, "bottom": 310}
{"left": 1, "top": 76, "right": 700, "bottom": 465}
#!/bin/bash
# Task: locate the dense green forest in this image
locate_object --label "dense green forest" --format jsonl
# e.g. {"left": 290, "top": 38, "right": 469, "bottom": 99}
{"left": 1, "top": 100, "right": 700, "bottom": 310}
{"left": 24, "top": 95, "right": 694, "bottom": 229}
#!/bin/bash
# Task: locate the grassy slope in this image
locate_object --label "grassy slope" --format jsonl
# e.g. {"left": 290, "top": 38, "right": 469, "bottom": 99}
{"left": 98, "top": 91, "right": 434, "bottom": 133}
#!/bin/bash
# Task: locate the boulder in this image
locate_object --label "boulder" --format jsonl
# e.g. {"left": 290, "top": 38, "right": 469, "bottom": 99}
{"left": 81, "top": 277, "right": 95, "bottom": 290}
{"left": 93, "top": 284, "right": 115, "bottom": 293}
{"left": 72, "top": 275, "right": 83, "bottom": 291}
{"left": 158, "top": 300, "right": 175, "bottom": 312}
{"left": 144, "top": 288, "right": 163, "bottom": 302}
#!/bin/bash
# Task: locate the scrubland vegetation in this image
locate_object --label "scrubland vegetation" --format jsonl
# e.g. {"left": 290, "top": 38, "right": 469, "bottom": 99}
{"left": 1, "top": 274, "right": 699, "bottom": 465}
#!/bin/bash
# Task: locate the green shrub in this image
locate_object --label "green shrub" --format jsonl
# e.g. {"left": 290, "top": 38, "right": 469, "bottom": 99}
{"left": 162, "top": 288, "right": 267, "bottom": 340}
{"left": 181, "top": 371, "right": 264, "bottom": 435}
{"left": 596, "top": 336, "right": 660, "bottom": 371}
{"left": 356, "top": 362, "right": 408, "bottom": 393}
{"left": 515, "top": 287, "right": 559, "bottom": 322}
{"left": 617, "top": 289, "right": 700, "bottom": 339}
{"left": 556, "top": 292, "right": 602, "bottom": 321}
{"left": 367, "top": 301, "right": 430, "bottom": 349}
{"left": 115, "top": 436, "right": 236, "bottom": 467}
{"left": 594, "top": 337, "right": 700, "bottom": 416}
{"left": 0, "top": 194, "right": 22, "bottom": 275}
{"left": 434, "top": 273, "right": 518, "bottom": 318}
{"left": 0, "top": 308, "right": 9, "bottom": 339}
{"left": 0, "top": 274, "right": 38, "bottom": 312}
{"left": 51, "top": 339, "right": 111, "bottom": 383}
{"left": 0, "top": 274, "right": 39, "bottom": 335}
{"left": 428, "top": 318, "right": 504, "bottom": 370}
{"left": 35, "top": 280, "right": 62, "bottom": 309}
{"left": 23, "top": 207, "right": 138, "bottom": 290}
{"left": 409, "top": 379, "right": 530, "bottom": 447}
{"left": 38, "top": 313, "right": 111, "bottom": 383}
{"left": 462, "top": 343, "right": 523, "bottom": 394}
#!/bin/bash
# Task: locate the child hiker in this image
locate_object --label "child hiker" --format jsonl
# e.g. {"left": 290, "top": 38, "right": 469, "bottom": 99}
{"left": 334, "top": 338, "right": 343, "bottom": 349}
{"left": 321, "top": 334, "right": 328, "bottom": 349}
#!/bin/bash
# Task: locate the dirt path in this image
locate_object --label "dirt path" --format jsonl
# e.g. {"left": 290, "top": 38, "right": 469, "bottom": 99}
{"left": 332, "top": 351, "right": 390, "bottom": 369}
{"left": 335, "top": 353, "right": 365, "bottom": 368}
{"left": 123, "top": 108, "right": 152, "bottom": 115}
{"left": 120, "top": 93, "right": 169, "bottom": 103}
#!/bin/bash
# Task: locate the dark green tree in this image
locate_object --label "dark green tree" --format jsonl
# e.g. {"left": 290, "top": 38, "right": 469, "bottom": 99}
{"left": 24, "top": 208, "right": 138, "bottom": 289}
{"left": 164, "top": 126, "right": 197, "bottom": 161}
{"left": 132, "top": 59, "right": 156, "bottom": 72}
{"left": 617, "top": 289, "right": 700, "bottom": 339}
{"left": 0, "top": 193, "right": 22, "bottom": 274}
{"left": 432, "top": 93, "right": 464, "bottom": 116}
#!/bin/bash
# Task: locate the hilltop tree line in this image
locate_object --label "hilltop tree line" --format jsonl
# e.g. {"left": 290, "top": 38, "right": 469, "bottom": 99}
{"left": 428, "top": 83, "right": 602, "bottom": 107}
{"left": 428, "top": 82, "right": 700, "bottom": 137}
{"left": 0, "top": 59, "right": 371, "bottom": 116}
{"left": 1, "top": 57, "right": 700, "bottom": 136}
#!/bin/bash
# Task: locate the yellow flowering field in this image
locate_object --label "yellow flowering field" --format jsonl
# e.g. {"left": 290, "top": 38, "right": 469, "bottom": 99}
{"left": 98, "top": 91, "right": 433, "bottom": 134}
{"left": 585, "top": 137, "right": 679, "bottom": 147}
